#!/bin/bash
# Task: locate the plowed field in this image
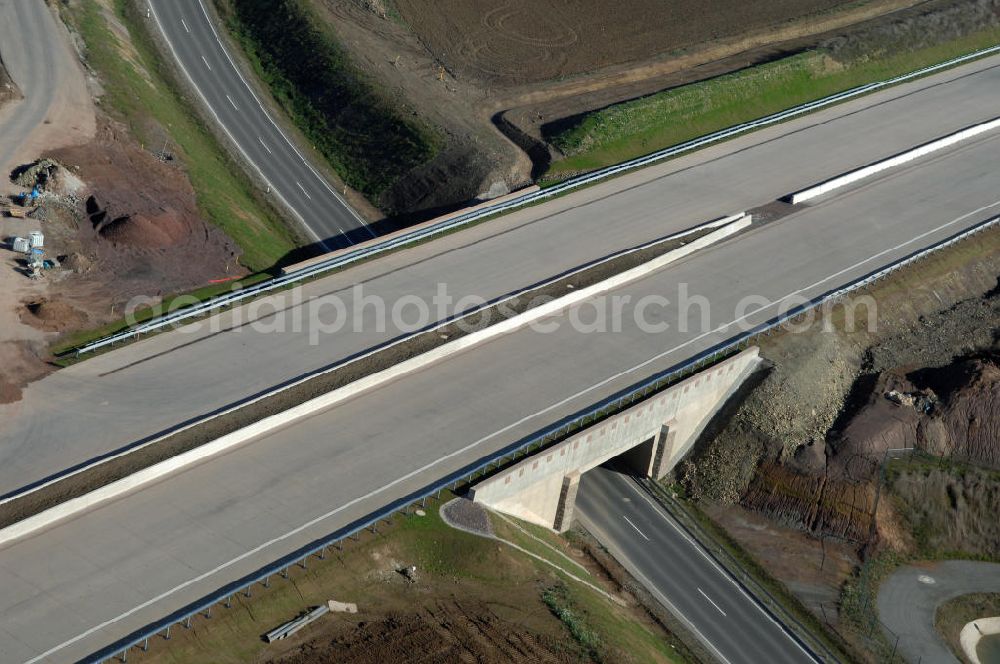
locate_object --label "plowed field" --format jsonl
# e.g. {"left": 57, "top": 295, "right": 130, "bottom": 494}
{"left": 395, "top": 0, "right": 867, "bottom": 84}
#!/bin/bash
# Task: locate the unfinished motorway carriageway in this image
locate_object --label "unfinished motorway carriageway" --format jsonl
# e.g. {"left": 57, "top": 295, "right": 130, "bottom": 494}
{"left": 1, "top": 49, "right": 1000, "bottom": 663}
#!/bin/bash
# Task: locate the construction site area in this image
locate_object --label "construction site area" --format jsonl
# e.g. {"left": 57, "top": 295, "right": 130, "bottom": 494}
{"left": 0, "top": 2, "right": 998, "bottom": 662}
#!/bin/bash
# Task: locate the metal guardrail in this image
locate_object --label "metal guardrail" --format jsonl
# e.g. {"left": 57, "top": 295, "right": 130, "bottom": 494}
{"left": 86, "top": 212, "right": 1000, "bottom": 662}
{"left": 71, "top": 42, "right": 1000, "bottom": 357}
{"left": 640, "top": 479, "right": 839, "bottom": 663}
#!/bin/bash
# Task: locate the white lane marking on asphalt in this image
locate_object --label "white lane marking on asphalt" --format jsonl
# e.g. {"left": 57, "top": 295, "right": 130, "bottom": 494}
{"left": 201, "top": 55, "right": 212, "bottom": 71}
{"left": 226, "top": 94, "right": 239, "bottom": 111}
{"left": 133, "top": 1, "right": 332, "bottom": 251}
{"left": 622, "top": 479, "right": 817, "bottom": 659}
{"left": 258, "top": 136, "right": 272, "bottom": 154}
{"left": 623, "top": 515, "right": 650, "bottom": 541}
{"left": 579, "top": 513, "right": 735, "bottom": 664}
{"left": 180, "top": 17, "right": 190, "bottom": 33}
{"left": 296, "top": 181, "right": 312, "bottom": 200}
{"left": 698, "top": 587, "right": 728, "bottom": 617}
{"left": 29, "top": 200, "right": 999, "bottom": 663}
{"left": 192, "top": 0, "right": 374, "bottom": 237}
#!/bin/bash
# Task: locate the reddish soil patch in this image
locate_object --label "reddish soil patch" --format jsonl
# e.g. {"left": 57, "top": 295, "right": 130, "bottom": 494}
{"left": 395, "top": 0, "right": 868, "bottom": 85}
{"left": 273, "top": 600, "right": 577, "bottom": 664}
{"left": 50, "top": 121, "right": 243, "bottom": 298}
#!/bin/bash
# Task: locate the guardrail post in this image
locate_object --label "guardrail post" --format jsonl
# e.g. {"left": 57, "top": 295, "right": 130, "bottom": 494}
{"left": 225, "top": 595, "right": 233, "bottom": 609}
{"left": 205, "top": 606, "right": 212, "bottom": 619}
{"left": 335, "top": 539, "right": 343, "bottom": 551}
{"left": 163, "top": 625, "right": 171, "bottom": 641}
{"left": 244, "top": 585, "right": 252, "bottom": 598}
{"left": 299, "top": 557, "right": 307, "bottom": 570}
{"left": 183, "top": 616, "right": 191, "bottom": 629}
{"left": 119, "top": 648, "right": 127, "bottom": 663}
{"left": 281, "top": 568, "right": 289, "bottom": 579}
{"left": 263, "top": 575, "right": 270, "bottom": 588}
{"left": 142, "top": 638, "right": 149, "bottom": 652}
{"left": 421, "top": 496, "right": 427, "bottom": 508}
{"left": 318, "top": 546, "right": 326, "bottom": 560}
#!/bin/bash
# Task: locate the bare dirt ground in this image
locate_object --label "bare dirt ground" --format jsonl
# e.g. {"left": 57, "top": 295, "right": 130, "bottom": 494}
{"left": 0, "top": 3, "right": 244, "bottom": 401}
{"left": 679, "top": 228, "right": 1000, "bottom": 660}
{"left": 394, "top": 0, "right": 899, "bottom": 85}
{"left": 134, "top": 504, "right": 686, "bottom": 664}
{"left": 0, "top": 1, "right": 97, "bottom": 401}
{"left": 0, "top": 54, "right": 18, "bottom": 107}
{"left": 272, "top": 599, "right": 579, "bottom": 664}
{"left": 310, "top": 0, "right": 934, "bottom": 202}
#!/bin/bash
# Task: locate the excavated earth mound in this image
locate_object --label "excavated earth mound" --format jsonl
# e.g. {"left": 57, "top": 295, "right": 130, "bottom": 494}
{"left": 50, "top": 122, "right": 243, "bottom": 298}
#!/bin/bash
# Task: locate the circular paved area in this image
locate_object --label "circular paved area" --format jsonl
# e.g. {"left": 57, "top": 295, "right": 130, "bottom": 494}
{"left": 878, "top": 560, "right": 1000, "bottom": 663}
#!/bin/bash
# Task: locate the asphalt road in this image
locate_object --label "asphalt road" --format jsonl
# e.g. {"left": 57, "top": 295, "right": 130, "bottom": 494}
{"left": 147, "top": 0, "right": 374, "bottom": 247}
{"left": 3, "top": 53, "right": 1000, "bottom": 499}
{"left": 877, "top": 561, "right": 1000, "bottom": 663}
{"left": 2, "top": 119, "right": 999, "bottom": 661}
{"left": 576, "top": 466, "right": 812, "bottom": 664}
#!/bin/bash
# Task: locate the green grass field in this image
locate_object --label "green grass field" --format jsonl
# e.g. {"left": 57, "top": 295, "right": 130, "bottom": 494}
{"left": 547, "top": 28, "right": 1000, "bottom": 178}
{"left": 213, "top": 0, "right": 439, "bottom": 204}
{"left": 129, "top": 500, "right": 685, "bottom": 664}
{"left": 69, "top": 0, "right": 297, "bottom": 271}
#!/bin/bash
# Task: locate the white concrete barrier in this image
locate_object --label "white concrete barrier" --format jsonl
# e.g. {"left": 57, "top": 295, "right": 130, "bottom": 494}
{"left": 789, "top": 117, "right": 1000, "bottom": 204}
{"left": 0, "top": 215, "right": 750, "bottom": 547}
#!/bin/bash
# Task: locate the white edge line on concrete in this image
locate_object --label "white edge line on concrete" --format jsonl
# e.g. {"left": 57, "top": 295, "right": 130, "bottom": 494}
{"left": 1, "top": 217, "right": 751, "bottom": 549}
{"left": 0, "top": 211, "right": 746, "bottom": 508}
{"left": 789, "top": 117, "right": 1000, "bottom": 204}
{"left": 18, "top": 199, "right": 1000, "bottom": 663}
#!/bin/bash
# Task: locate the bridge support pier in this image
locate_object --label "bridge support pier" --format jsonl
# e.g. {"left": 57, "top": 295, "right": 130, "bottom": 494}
{"left": 470, "top": 348, "right": 759, "bottom": 531}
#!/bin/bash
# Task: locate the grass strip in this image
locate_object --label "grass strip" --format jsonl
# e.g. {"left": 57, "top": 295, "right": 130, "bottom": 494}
{"left": 547, "top": 28, "right": 1000, "bottom": 177}
{"left": 213, "top": 0, "right": 439, "bottom": 202}
{"left": 66, "top": 0, "right": 298, "bottom": 271}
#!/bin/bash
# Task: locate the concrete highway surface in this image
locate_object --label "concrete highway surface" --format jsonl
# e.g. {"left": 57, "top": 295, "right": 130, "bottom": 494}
{"left": 577, "top": 466, "right": 812, "bottom": 664}
{"left": 2, "top": 54, "right": 1000, "bottom": 500}
{"left": 2, "top": 107, "right": 999, "bottom": 661}
{"left": 147, "top": 0, "right": 374, "bottom": 247}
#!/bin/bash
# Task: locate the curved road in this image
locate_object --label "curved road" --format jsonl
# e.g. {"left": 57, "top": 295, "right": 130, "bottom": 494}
{"left": 0, "top": 0, "right": 93, "bottom": 186}
{"left": 148, "top": 0, "right": 375, "bottom": 248}
{"left": 878, "top": 561, "right": 1000, "bottom": 663}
